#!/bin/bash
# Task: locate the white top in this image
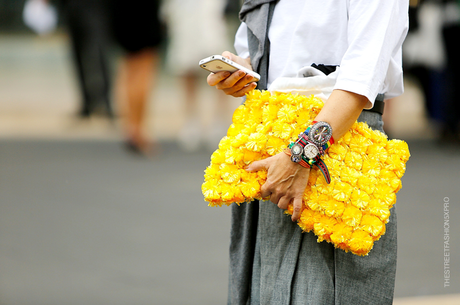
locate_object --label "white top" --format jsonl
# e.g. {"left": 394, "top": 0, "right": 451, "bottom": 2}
{"left": 235, "top": 0, "right": 409, "bottom": 106}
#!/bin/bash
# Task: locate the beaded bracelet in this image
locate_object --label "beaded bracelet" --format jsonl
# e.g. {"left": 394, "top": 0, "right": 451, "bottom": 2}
{"left": 283, "top": 148, "right": 312, "bottom": 169}
{"left": 284, "top": 147, "right": 331, "bottom": 183}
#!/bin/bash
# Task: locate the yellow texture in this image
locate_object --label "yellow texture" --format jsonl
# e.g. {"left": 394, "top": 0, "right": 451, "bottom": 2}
{"left": 202, "top": 90, "right": 410, "bottom": 256}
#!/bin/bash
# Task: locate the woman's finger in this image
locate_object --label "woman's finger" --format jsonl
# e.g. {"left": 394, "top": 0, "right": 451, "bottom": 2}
{"left": 223, "top": 75, "right": 257, "bottom": 96}
{"left": 277, "top": 196, "right": 291, "bottom": 210}
{"left": 260, "top": 182, "right": 273, "bottom": 199}
{"left": 291, "top": 197, "right": 303, "bottom": 222}
{"left": 229, "top": 82, "right": 257, "bottom": 97}
{"left": 216, "top": 70, "right": 248, "bottom": 90}
{"left": 207, "top": 71, "right": 231, "bottom": 86}
{"left": 245, "top": 158, "right": 270, "bottom": 172}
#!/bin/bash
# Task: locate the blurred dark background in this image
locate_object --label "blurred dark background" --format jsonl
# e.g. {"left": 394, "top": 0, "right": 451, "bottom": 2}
{"left": 0, "top": 0, "right": 30, "bottom": 32}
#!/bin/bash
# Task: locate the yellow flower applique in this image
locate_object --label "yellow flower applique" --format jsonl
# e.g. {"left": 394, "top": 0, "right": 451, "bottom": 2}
{"left": 202, "top": 90, "right": 410, "bottom": 256}
{"left": 246, "top": 133, "right": 267, "bottom": 152}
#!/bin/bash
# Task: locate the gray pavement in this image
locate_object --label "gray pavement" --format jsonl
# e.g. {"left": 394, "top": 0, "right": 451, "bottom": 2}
{"left": 0, "top": 140, "right": 231, "bottom": 305}
{"left": 393, "top": 140, "right": 460, "bottom": 298}
{"left": 0, "top": 139, "right": 459, "bottom": 304}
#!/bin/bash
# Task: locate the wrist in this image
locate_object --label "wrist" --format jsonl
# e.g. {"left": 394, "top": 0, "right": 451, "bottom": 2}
{"left": 287, "top": 121, "right": 334, "bottom": 183}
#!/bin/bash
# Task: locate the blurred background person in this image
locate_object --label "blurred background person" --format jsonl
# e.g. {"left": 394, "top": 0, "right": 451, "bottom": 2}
{"left": 403, "top": 0, "right": 446, "bottom": 130}
{"left": 440, "top": 0, "right": 460, "bottom": 144}
{"left": 58, "top": 0, "right": 114, "bottom": 119}
{"left": 161, "top": 0, "right": 232, "bottom": 152}
{"left": 403, "top": 0, "right": 460, "bottom": 144}
{"left": 111, "top": 0, "right": 165, "bottom": 155}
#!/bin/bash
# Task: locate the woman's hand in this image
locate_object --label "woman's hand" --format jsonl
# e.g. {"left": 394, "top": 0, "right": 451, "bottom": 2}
{"left": 207, "top": 51, "right": 257, "bottom": 97}
{"left": 246, "top": 152, "right": 310, "bottom": 222}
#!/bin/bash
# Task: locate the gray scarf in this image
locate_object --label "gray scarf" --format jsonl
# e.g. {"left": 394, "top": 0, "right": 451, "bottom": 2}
{"left": 227, "top": 3, "right": 279, "bottom": 305}
{"left": 239, "top": 0, "right": 278, "bottom": 89}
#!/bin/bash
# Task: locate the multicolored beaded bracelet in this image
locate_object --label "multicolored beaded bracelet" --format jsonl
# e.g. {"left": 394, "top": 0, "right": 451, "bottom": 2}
{"left": 304, "top": 120, "right": 335, "bottom": 153}
{"left": 285, "top": 143, "right": 332, "bottom": 184}
{"left": 284, "top": 147, "right": 312, "bottom": 169}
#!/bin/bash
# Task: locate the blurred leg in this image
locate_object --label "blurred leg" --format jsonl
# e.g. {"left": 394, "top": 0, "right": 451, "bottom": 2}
{"left": 183, "top": 72, "right": 199, "bottom": 116}
{"left": 65, "top": 0, "right": 112, "bottom": 118}
{"left": 120, "top": 48, "right": 159, "bottom": 154}
{"left": 178, "top": 72, "right": 202, "bottom": 152}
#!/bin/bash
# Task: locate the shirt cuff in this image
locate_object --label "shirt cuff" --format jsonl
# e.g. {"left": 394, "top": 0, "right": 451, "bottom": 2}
{"left": 334, "top": 77, "right": 381, "bottom": 110}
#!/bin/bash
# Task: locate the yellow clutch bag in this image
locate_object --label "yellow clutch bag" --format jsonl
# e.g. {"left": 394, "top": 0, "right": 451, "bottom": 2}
{"left": 202, "top": 90, "right": 410, "bottom": 256}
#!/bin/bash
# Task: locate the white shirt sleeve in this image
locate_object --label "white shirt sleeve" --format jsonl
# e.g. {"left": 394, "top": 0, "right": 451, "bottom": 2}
{"left": 334, "top": 0, "right": 409, "bottom": 106}
{"left": 234, "top": 22, "right": 250, "bottom": 59}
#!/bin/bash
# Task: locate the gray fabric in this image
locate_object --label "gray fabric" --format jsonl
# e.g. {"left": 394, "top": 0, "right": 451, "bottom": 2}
{"left": 229, "top": 112, "right": 397, "bottom": 305}
{"left": 228, "top": 3, "right": 277, "bottom": 303}
{"left": 239, "top": 0, "right": 278, "bottom": 83}
{"left": 248, "top": 111, "right": 397, "bottom": 305}
{"left": 229, "top": 2, "right": 396, "bottom": 304}
{"left": 228, "top": 200, "right": 259, "bottom": 304}
{"left": 246, "top": 2, "right": 275, "bottom": 91}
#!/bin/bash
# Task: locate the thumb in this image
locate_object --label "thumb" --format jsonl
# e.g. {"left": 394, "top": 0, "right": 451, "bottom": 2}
{"left": 222, "top": 51, "right": 251, "bottom": 70}
{"left": 246, "top": 158, "right": 269, "bottom": 172}
{"left": 222, "top": 51, "right": 235, "bottom": 61}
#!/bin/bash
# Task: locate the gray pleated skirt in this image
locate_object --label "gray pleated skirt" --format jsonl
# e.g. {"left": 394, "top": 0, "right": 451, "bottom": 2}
{"left": 228, "top": 111, "right": 397, "bottom": 305}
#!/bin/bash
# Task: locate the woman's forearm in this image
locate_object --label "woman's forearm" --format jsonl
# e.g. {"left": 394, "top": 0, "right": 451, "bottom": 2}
{"left": 313, "top": 89, "right": 370, "bottom": 141}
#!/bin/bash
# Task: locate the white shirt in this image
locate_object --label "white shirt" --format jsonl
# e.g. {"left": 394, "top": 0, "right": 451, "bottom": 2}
{"left": 235, "top": 0, "right": 409, "bottom": 106}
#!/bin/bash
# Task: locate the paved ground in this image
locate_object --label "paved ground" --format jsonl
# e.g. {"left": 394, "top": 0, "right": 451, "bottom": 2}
{"left": 0, "top": 34, "right": 459, "bottom": 304}
{"left": 0, "top": 141, "right": 231, "bottom": 304}
{"left": 0, "top": 139, "right": 459, "bottom": 305}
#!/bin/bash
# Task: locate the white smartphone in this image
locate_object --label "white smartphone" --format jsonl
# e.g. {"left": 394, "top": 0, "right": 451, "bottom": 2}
{"left": 199, "top": 55, "right": 260, "bottom": 81}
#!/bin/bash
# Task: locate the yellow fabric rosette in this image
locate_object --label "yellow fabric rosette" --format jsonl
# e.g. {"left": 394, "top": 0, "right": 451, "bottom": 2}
{"left": 202, "top": 90, "right": 410, "bottom": 256}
